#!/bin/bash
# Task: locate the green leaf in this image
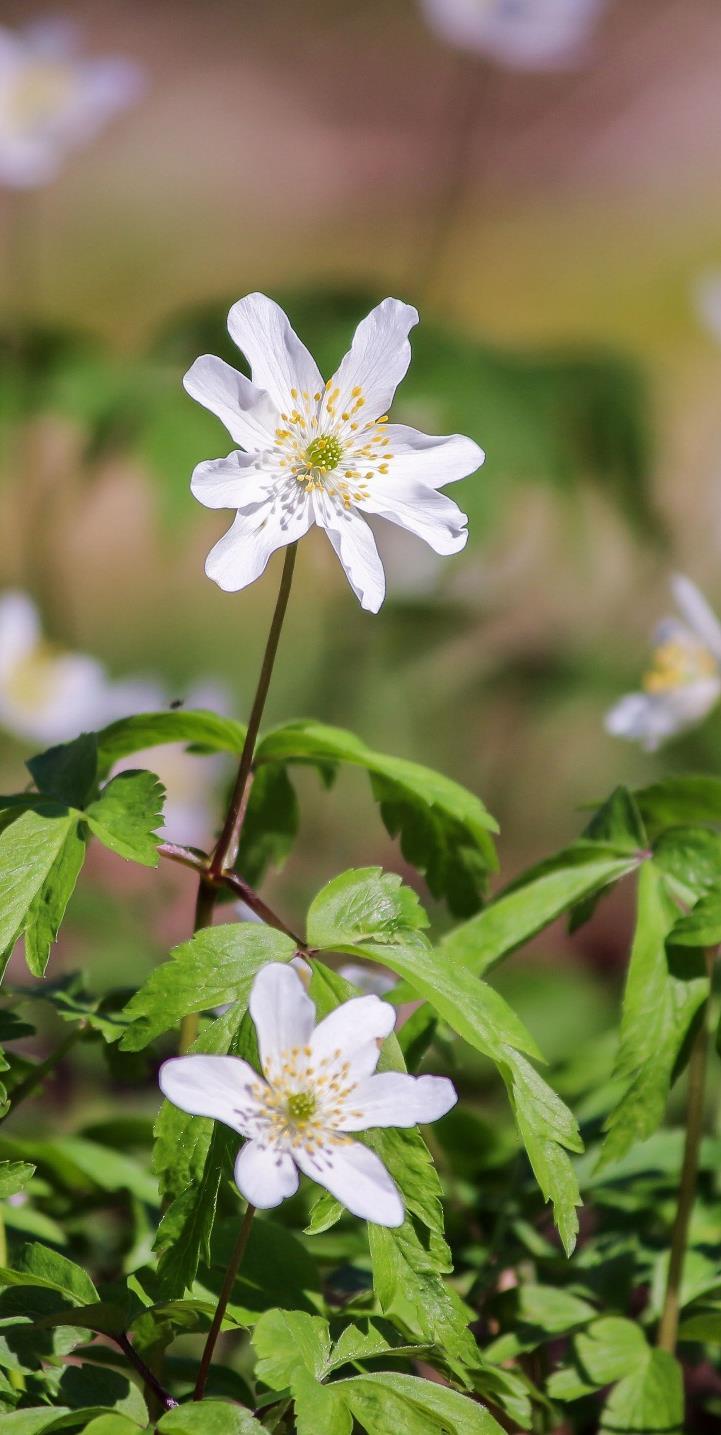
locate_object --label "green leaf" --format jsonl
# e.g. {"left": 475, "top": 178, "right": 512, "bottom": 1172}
{"left": 307, "top": 867, "right": 429, "bottom": 947}
{"left": 96, "top": 709, "right": 247, "bottom": 772}
{"left": 27, "top": 733, "right": 98, "bottom": 808}
{"left": 257, "top": 720, "right": 498, "bottom": 916}
{"left": 121, "top": 924, "right": 297, "bottom": 1050}
{"left": 652, "top": 826, "right": 721, "bottom": 900}
{"left": 253, "top": 1308, "right": 332, "bottom": 1387}
{"left": 672, "top": 889, "right": 721, "bottom": 947}
{"left": 0, "top": 1161, "right": 34, "bottom": 1198}
{"left": 339, "top": 1372, "right": 505, "bottom": 1435}
{"left": 502, "top": 1050, "right": 583, "bottom": 1255}
{"left": 600, "top": 862, "right": 709, "bottom": 1167}
{"left": 81, "top": 1418, "right": 147, "bottom": 1435}
{"left": 635, "top": 774, "right": 721, "bottom": 835}
{"left": 236, "top": 763, "right": 299, "bottom": 886}
{"left": 24, "top": 820, "right": 86, "bottom": 977}
{"left": 440, "top": 841, "right": 641, "bottom": 977}
{"left": 158, "top": 1404, "right": 264, "bottom": 1434}
{"left": 575, "top": 1316, "right": 648, "bottom": 1384}
{"left": 56, "top": 1362, "right": 148, "bottom": 1425}
{"left": 0, "top": 807, "right": 78, "bottom": 976}
{"left": 600, "top": 1350, "right": 683, "bottom": 1434}
{"left": 85, "top": 771, "right": 165, "bottom": 866}
{"left": 0, "top": 1242, "right": 98, "bottom": 1305}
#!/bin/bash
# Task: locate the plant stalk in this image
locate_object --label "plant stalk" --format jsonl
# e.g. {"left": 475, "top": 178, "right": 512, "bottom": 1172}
{"left": 657, "top": 949, "right": 715, "bottom": 1353}
{"left": 194, "top": 1202, "right": 256, "bottom": 1400}
{"left": 115, "top": 1333, "right": 178, "bottom": 1411}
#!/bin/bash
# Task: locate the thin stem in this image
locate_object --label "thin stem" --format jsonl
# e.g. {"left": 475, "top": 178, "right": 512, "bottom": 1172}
{"left": 194, "top": 1202, "right": 256, "bottom": 1400}
{"left": 210, "top": 543, "right": 297, "bottom": 878}
{"left": 115, "top": 1333, "right": 178, "bottom": 1411}
{"left": 657, "top": 949, "right": 716, "bottom": 1353}
{"left": 157, "top": 843, "right": 304, "bottom": 946}
{"left": 5, "top": 1026, "right": 85, "bottom": 1113}
{"left": 178, "top": 878, "right": 216, "bottom": 1054}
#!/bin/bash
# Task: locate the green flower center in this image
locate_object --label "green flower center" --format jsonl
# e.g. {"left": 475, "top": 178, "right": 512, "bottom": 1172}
{"left": 286, "top": 1091, "right": 317, "bottom": 1124}
{"left": 305, "top": 435, "right": 342, "bottom": 471}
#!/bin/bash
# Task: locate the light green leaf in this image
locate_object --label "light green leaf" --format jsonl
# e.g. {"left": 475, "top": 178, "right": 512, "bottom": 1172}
{"left": 96, "top": 708, "right": 247, "bottom": 772}
{"left": 0, "top": 1242, "right": 98, "bottom": 1304}
{"left": 635, "top": 774, "right": 721, "bottom": 835}
{"left": 339, "top": 1371, "right": 505, "bottom": 1434}
{"left": 253, "top": 1308, "right": 332, "bottom": 1388}
{"left": 600, "top": 862, "right": 709, "bottom": 1167}
{"left": 440, "top": 842, "right": 641, "bottom": 977}
{"left": 0, "top": 1161, "right": 35, "bottom": 1198}
{"left": 652, "top": 826, "right": 721, "bottom": 901}
{"left": 158, "top": 1402, "right": 264, "bottom": 1434}
{"left": 24, "top": 820, "right": 86, "bottom": 977}
{"left": 600, "top": 1348, "right": 683, "bottom": 1434}
{"left": 575, "top": 1316, "right": 648, "bottom": 1384}
{"left": 85, "top": 770, "right": 165, "bottom": 866}
{"left": 0, "top": 807, "right": 77, "bottom": 976}
{"left": 257, "top": 719, "right": 498, "bottom": 916}
{"left": 121, "top": 924, "right": 296, "bottom": 1050}
{"left": 502, "top": 1051, "right": 582, "bottom": 1255}
{"left": 672, "top": 889, "right": 721, "bottom": 948}
{"left": 306, "top": 867, "right": 428, "bottom": 948}
{"left": 81, "top": 1418, "right": 148, "bottom": 1435}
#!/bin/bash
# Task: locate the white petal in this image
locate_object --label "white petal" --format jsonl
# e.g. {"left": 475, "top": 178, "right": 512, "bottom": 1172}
{"left": 249, "top": 963, "right": 316, "bottom": 1076}
{"left": 605, "top": 683, "right": 721, "bottom": 751}
{"left": 328, "top": 299, "right": 419, "bottom": 422}
{"left": 183, "top": 354, "right": 278, "bottom": 451}
{"left": 358, "top": 474, "right": 468, "bottom": 557}
{"left": 295, "top": 1140, "right": 403, "bottom": 1226}
{"left": 159, "top": 1055, "right": 263, "bottom": 1134}
{"left": 336, "top": 1072, "right": 457, "bottom": 1132}
{"left": 315, "top": 499, "right": 386, "bottom": 612}
{"left": 419, "top": 0, "right": 603, "bottom": 70}
{"left": 0, "top": 591, "right": 40, "bottom": 678}
{"left": 380, "top": 425, "right": 484, "bottom": 488}
{"left": 227, "top": 293, "right": 323, "bottom": 413}
{"left": 234, "top": 1140, "right": 299, "bottom": 1208}
{"left": 309, "top": 995, "right": 395, "bottom": 1081}
{"left": 671, "top": 575, "right": 721, "bottom": 661}
{"left": 204, "top": 493, "right": 313, "bottom": 594}
{"left": 191, "top": 450, "right": 265, "bottom": 510}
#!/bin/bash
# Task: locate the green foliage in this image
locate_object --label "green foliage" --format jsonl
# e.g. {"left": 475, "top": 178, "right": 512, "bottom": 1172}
{"left": 0, "top": 808, "right": 80, "bottom": 978}
{"left": 96, "top": 709, "right": 247, "bottom": 773}
{"left": 85, "top": 772, "right": 165, "bottom": 867}
{"left": 235, "top": 763, "right": 298, "bottom": 886}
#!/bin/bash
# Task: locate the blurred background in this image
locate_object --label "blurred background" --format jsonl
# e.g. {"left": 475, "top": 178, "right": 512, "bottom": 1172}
{"left": 2, "top": 0, "right": 721, "bottom": 1071}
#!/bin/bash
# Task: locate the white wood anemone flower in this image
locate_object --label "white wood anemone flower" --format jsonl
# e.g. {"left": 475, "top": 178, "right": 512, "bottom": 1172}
{"left": 159, "top": 962, "right": 457, "bottom": 1226}
{"left": 605, "top": 575, "right": 721, "bottom": 752}
{"left": 0, "top": 17, "right": 143, "bottom": 188}
{"left": 184, "top": 293, "right": 485, "bottom": 612}
{"left": 419, "top": 0, "right": 605, "bottom": 69}
{"left": 0, "top": 590, "right": 120, "bottom": 745}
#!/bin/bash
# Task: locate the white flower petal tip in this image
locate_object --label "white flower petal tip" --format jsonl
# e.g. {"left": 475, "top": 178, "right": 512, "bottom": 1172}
{"left": 159, "top": 961, "right": 453, "bottom": 1227}
{"left": 0, "top": 21, "right": 144, "bottom": 189}
{"left": 606, "top": 576, "right": 721, "bottom": 751}
{"left": 186, "top": 294, "right": 483, "bottom": 608}
{"left": 419, "top": 0, "right": 606, "bottom": 71}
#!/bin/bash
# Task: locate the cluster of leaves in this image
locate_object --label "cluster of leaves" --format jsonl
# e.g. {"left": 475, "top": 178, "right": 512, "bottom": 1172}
{"left": 0, "top": 704, "right": 719, "bottom": 1431}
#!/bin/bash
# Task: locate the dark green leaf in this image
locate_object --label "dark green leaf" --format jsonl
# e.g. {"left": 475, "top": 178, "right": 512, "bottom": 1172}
{"left": 96, "top": 709, "right": 247, "bottom": 773}
{"left": 236, "top": 763, "right": 299, "bottom": 886}
{"left": 26, "top": 733, "right": 98, "bottom": 808}
{"left": 158, "top": 1404, "right": 264, "bottom": 1434}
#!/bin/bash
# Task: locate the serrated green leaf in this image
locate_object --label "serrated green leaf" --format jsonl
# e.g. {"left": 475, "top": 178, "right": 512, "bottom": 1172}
{"left": 600, "top": 1348, "right": 683, "bottom": 1434}
{"left": 26, "top": 733, "right": 98, "bottom": 808}
{"left": 440, "top": 841, "right": 641, "bottom": 977}
{"left": 0, "top": 807, "right": 78, "bottom": 976}
{"left": 85, "top": 770, "right": 165, "bottom": 866}
{"left": 236, "top": 762, "right": 299, "bottom": 886}
{"left": 257, "top": 720, "right": 497, "bottom": 916}
{"left": 307, "top": 867, "right": 428, "bottom": 948}
{"left": 0, "top": 1161, "right": 34, "bottom": 1198}
{"left": 96, "top": 709, "right": 247, "bottom": 773}
{"left": 502, "top": 1050, "right": 582, "bottom": 1255}
{"left": 122, "top": 924, "right": 296, "bottom": 1051}
{"left": 24, "top": 820, "right": 86, "bottom": 977}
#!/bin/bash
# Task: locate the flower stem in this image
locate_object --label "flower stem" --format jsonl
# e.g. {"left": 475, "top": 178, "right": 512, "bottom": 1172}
{"left": 657, "top": 949, "right": 715, "bottom": 1353}
{"left": 194, "top": 1202, "right": 256, "bottom": 1401}
{"left": 178, "top": 542, "right": 298, "bottom": 1055}
{"left": 209, "top": 542, "right": 297, "bottom": 878}
{"left": 115, "top": 1333, "right": 178, "bottom": 1411}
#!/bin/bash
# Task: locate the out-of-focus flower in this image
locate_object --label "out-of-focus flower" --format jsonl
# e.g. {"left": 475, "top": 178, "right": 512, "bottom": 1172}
{"left": 0, "top": 17, "right": 143, "bottom": 188}
{"left": 338, "top": 962, "right": 398, "bottom": 998}
{"left": 694, "top": 271, "right": 721, "bottom": 346}
{"left": 160, "top": 962, "right": 456, "bottom": 1225}
{"left": 112, "top": 681, "right": 232, "bottom": 849}
{"left": 185, "top": 293, "right": 484, "bottom": 612}
{"left": 419, "top": 0, "right": 605, "bottom": 69}
{"left": 605, "top": 575, "right": 721, "bottom": 751}
{"left": 0, "top": 590, "right": 118, "bottom": 745}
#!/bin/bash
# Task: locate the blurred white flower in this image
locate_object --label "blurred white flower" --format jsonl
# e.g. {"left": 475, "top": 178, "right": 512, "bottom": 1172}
{"left": 338, "top": 962, "right": 398, "bottom": 998}
{"left": 112, "top": 680, "right": 232, "bottom": 849}
{"left": 694, "top": 271, "right": 721, "bottom": 347}
{"left": 605, "top": 575, "right": 721, "bottom": 751}
{"left": 160, "top": 962, "right": 456, "bottom": 1225}
{"left": 419, "top": 0, "right": 605, "bottom": 69}
{"left": 185, "top": 293, "right": 484, "bottom": 612}
{"left": 0, "top": 16, "right": 143, "bottom": 188}
{"left": 0, "top": 590, "right": 118, "bottom": 745}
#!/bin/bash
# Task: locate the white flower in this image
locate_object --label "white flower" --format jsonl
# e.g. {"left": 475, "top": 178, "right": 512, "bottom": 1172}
{"left": 419, "top": 0, "right": 605, "bottom": 69}
{"left": 184, "top": 293, "right": 484, "bottom": 613}
{"left": 605, "top": 575, "right": 721, "bottom": 751}
{"left": 0, "top": 17, "right": 143, "bottom": 188}
{"left": 338, "top": 962, "right": 398, "bottom": 998}
{"left": 0, "top": 590, "right": 118, "bottom": 745}
{"left": 160, "top": 962, "right": 456, "bottom": 1226}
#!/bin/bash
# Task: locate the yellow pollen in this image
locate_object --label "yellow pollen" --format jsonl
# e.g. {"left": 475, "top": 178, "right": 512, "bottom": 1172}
{"left": 287, "top": 1091, "right": 317, "bottom": 1124}
{"left": 642, "top": 639, "right": 717, "bottom": 694}
{"left": 305, "top": 434, "right": 343, "bottom": 471}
